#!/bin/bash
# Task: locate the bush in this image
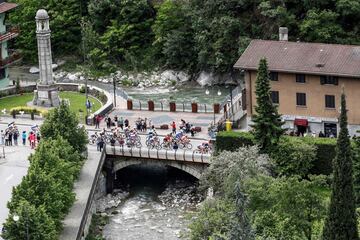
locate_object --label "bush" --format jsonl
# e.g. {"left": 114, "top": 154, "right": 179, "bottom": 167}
{"left": 10, "top": 106, "right": 48, "bottom": 117}
{"left": 302, "top": 137, "right": 337, "bottom": 175}
{"left": 270, "top": 137, "right": 316, "bottom": 177}
{"left": 79, "top": 85, "right": 86, "bottom": 93}
{"left": 215, "top": 131, "right": 254, "bottom": 153}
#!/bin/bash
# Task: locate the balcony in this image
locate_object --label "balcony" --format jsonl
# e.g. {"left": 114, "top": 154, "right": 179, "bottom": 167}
{"left": 0, "top": 50, "right": 22, "bottom": 68}
{"left": 0, "top": 27, "right": 19, "bottom": 43}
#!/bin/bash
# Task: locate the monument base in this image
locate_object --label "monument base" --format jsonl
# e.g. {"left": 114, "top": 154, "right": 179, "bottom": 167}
{"left": 33, "top": 84, "right": 60, "bottom": 107}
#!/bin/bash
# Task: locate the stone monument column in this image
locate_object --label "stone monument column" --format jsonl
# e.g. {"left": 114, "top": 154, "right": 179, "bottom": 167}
{"left": 33, "top": 9, "right": 60, "bottom": 107}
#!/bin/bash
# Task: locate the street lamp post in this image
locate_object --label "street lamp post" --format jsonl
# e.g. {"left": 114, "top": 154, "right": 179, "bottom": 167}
{"left": 113, "top": 77, "right": 117, "bottom": 107}
{"left": 205, "top": 86, "right": 221, "bottom": 125}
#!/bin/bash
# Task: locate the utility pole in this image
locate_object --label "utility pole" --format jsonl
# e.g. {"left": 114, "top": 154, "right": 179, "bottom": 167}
{"left": 113, "top": 77, "right": 117, "bottom": 107}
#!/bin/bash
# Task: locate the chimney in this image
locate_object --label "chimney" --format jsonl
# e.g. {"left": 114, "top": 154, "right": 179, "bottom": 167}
{"left": 279, "top": 27, "right": 288, "bottom": 41}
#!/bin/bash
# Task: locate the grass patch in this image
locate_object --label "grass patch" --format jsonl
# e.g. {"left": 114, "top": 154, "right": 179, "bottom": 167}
{"left": 0, "top": 92, "right": 102, "bottom": 120}
{"left": 0, "top": 93, "right": 33, "bottom": 111}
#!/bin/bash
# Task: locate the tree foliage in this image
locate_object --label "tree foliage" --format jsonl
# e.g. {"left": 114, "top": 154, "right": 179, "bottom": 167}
{"left": 322, "top": 92, "right": 359, "bottom": 240}
{"left": 245, "top": 175, "right": 328, "bottom": 240}
{"left": 2, "top": 200, "right": 57, "bottom": 240}
{"left": 252, "top": 58, "right": 284, "bottom": 153}
{"left": 9, "top": 0, "right": 85, "bottom": 61}
{"left": 40, "top": 101, "right": 87, "bottom": 153}
{"left": 202, "top": 146, "right": 269, "bottom": 196}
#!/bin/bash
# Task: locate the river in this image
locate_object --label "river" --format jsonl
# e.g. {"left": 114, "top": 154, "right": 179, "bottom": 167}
{"left": 100, "top": 165, "right": 203, "bottom": 240}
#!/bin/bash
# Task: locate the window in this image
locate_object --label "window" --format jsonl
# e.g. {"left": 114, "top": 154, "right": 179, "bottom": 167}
{"left": 320, "top": 76, "right": 338, "bottom": 85}
{"left": 271, "top": 91, "right": 279, "bottom": 104}
{"left": 270, "top": 72, "right": 278, "bottom": 81}
{"left": 296, "top": 74, "right": 306, "bottom": 83}
{"left": 296, "top": 93, "right": 306, "bottom": 106}
{"left": 0, "top": 69, "right": 5, "bottom": 79}
{"left": 325, "top": 95, "right": 335, "bottom": 108}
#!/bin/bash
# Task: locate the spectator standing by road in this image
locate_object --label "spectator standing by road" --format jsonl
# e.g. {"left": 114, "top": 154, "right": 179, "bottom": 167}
{"left": 22, "top": 131, "right": 27, "bottom": 146}
{"left": 95, "top": 115, "right": 101, "bottom": 129}
{"left": 171, "top": 121, "right": 176, "bottom": 134}
{"left": 118, "top": 117, "right": 124, "bottom": 130}
{"left": 98, "top": 137, "right": 105, "bottom": 152}
{"left": 13, "top": 130, "right": 18, "bottom": 146}
{"left": 106, "top": 116, "right": 112, "bottom": 129}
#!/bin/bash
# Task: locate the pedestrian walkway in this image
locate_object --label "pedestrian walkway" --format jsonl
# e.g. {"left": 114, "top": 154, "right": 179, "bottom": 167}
{"left": 59, "top": 146, "right": 104, "bottom": 240}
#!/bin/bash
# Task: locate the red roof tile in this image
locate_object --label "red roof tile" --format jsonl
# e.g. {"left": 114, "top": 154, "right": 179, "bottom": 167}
{"left": 0, "top": 2, "right": 17, "bottom": 14}
{"left": 234, "top": 40, "right": 360, "bottom": 78}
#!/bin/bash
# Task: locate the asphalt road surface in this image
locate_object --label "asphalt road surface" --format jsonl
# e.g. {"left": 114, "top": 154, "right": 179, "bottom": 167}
{"left": 0, "top": 124, "right": 34, "bottom": 239}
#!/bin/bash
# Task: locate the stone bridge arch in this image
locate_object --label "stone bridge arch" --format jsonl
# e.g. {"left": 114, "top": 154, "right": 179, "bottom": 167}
{"left": 113, "top": 158, "right": 206, "bottom": 179}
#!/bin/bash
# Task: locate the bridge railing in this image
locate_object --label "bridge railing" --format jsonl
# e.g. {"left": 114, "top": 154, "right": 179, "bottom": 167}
{"left": 105, "top": 145, "right": 211, "bottom": 164}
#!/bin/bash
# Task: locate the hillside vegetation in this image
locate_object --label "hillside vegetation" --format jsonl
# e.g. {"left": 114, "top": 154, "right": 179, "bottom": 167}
{"left": 9, "top": 0, "right": 360, "bottom": 74}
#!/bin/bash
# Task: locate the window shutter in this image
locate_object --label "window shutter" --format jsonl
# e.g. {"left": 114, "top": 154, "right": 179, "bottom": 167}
{"left": 334, "top": 77, "right": 339, "bottom": 85}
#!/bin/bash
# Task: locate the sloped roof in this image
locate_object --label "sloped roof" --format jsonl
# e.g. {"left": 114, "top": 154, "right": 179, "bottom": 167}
{"left": 0, "top": 2, "right": 17, "bottom": 14}
{"left": 234, "top": 40, "right": 360, "bottom": 78}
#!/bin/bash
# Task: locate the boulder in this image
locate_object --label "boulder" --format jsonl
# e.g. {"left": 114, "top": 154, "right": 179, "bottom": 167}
{"left": 29, "top": 67, "right": 39, "bottom": 74}
{"left": 196, "top": 71, "right": 215, "bottom": 86}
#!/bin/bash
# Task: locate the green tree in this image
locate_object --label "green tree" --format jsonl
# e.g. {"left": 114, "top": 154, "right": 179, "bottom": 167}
{"left": 300, "top": 10, "right": 345, "bottom": 43}
{"left": 245, "top": 175, "right": 328, "bottom": 240}
{"left": 251, "top": 58, "right": 284, "bottom": 153}
{"left": 189, "top": 199, "right": 236, "bottom": 240}
{"left": 322, "top": 92, "right": 359, "bottom": 240}
{"left": 354, "top": 136, "right": 360, "bottom": 206}
{"left": 152, "top": 0, "right": 196, "bottom": 71}
{"left": 40, "top": 101, "right": 87, "bottom": 152}
{"left": 98, "top": 0, "right": 156, "bottom": 70}
{"left": 2, "top": 200, "right": 57, "bottom": 240}
{"left": 202, "top": 146, "right": 269, "bottom": 196}
{"left": 228, "top": 182, "right": 254, "bottom": 240}
{"left": 8, "top": 161, "right": 75, "bottom": 229}
{"left": 9, "top": 0, "right": 83, "bottom": 61}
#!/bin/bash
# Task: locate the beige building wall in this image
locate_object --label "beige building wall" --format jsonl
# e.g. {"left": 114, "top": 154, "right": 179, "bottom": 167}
{"left": 245, "top": 71, "right": 360, "bottom": 125}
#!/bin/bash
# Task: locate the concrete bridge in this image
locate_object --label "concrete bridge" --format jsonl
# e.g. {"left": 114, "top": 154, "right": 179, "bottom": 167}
{"left": 60, "top": 145, "right": 211, "bottom": 240}
{"left": 103, "top": 145, "right": 210, "bottom": 193}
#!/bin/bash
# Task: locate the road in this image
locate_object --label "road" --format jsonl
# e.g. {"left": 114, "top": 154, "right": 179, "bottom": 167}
{"left": 0, "top": 124, "right": 34, "bottom": 239}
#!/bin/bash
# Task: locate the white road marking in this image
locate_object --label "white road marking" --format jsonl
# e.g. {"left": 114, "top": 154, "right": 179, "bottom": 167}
{"left": 5, "top": 174, "right": 13, "bottom": 182}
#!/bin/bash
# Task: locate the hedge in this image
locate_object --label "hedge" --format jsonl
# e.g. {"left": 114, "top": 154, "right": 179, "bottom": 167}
{"left": 215, "top": 131, "right": 255, "bottom": 153}
{"left": 215, "top": 131, "right": 340, "bottom": 175}
{"left": 10, "top": 106, "right": 48, "bottom": 116}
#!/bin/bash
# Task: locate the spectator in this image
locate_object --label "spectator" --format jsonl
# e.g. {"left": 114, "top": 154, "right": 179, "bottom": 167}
{"left": 22, "top": 131, "right": 27, "bottom": 146}
{"left": 95, "top": 115, "right": 101, "bottom": 129}
{"left": 171, "top": 121, "right": 176, "bottom": 134}
{"left": 118, "top": 117, "right": 124, "bottom": 130}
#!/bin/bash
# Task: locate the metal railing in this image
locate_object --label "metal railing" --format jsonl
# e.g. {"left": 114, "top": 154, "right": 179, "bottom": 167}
{"left": 105, "top": 145, "right": 211, "bottom": 164}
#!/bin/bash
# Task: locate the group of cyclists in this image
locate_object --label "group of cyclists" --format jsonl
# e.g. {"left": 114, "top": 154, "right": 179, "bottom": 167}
{"left": 89, "top": 119, "right": 212, "bottom": 154}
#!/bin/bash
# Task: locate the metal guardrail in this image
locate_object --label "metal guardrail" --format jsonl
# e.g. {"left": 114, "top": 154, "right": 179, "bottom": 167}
{"left": 76, "top": 149, "right": 106, "bottom": 240}
{"left": 105, "top": 145, "right": 211, "bottom": 164}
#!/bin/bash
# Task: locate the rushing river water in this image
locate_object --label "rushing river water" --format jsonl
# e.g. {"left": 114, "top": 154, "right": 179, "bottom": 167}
{"left": 100, "top": 165, "right": 203, "bottom": 240}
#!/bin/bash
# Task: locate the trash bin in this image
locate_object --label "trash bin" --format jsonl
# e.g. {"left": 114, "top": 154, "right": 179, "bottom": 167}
{"left": 86, "top": 116, "right": 93, "bottom": 126}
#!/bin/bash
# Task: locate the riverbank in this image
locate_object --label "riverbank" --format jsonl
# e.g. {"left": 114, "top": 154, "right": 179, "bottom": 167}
{"left": 90, "top": 165, "right": 204, "bottom": 240}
